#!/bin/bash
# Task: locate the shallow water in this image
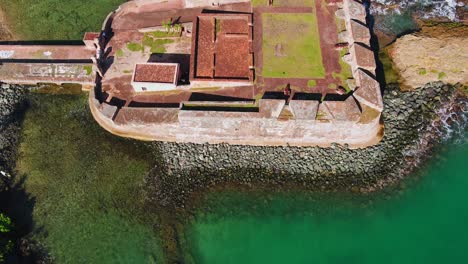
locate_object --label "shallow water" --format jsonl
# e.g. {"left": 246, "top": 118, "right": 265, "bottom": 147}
{"left": 188, "top": 138, "right": 468, "bottom": 264}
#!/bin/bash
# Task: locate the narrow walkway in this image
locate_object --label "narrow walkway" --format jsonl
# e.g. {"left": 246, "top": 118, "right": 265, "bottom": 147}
{"left": 0, "top": 45, "right": 94, "bottom": 60}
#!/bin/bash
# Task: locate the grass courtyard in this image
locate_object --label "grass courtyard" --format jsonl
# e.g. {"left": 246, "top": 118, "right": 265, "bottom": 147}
{"left": 262, "top": 12, "right": 325, "bottom": 79}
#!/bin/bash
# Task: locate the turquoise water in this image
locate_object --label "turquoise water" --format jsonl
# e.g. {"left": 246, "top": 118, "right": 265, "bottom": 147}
{"left": 189, "top": 139, "right": 468, "bottom": 263}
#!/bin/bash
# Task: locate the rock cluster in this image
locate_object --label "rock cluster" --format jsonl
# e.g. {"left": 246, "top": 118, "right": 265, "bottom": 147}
{"left": 145, "top": 82, "right": 467, "bottom": 207}
{"left": 370, "top": 0, "right": 465, "bottom": 21}
{"left": 0, "top": 83, "right": 26, "bottom": 177}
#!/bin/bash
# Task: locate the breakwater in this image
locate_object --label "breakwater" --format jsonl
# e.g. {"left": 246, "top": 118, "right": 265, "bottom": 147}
{"left": 0, "top": 83, "right": 25, "bottom": 175}
{"left": 145, "top": 82, "right": 467, "bottom": 208}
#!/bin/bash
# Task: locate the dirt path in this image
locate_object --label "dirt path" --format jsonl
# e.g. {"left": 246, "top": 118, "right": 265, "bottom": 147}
{"left": 0, "top": 7, "right": 15, "bottom": 40}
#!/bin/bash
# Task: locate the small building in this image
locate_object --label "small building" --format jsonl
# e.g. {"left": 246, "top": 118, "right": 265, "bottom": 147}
{"left": 131, "top": 63, "right": 180, "bottom": 92}
{"left": 83, "top": 32, "right": 100, "bottom": 50}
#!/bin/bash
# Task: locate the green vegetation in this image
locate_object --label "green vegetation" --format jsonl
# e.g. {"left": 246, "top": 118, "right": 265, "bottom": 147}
{"left": 423, "top": 21, "right": 467, "bottom": 29}
{"left": 418, "top": 68, "right": 427, "bottom": 75}
{"left": 160, "top": 20, "right": 182, "bottom": 35}
{"left": 142, "top": 33, "right": 174, "bottom": 53}
{"left": 378, "top": 49, "right": 400, "bottom": 84}
{"left": 378, "top": 11, "right": 419, "bottom": 36}
{"left": 215, "top": 19, "right": 221, "bottom": 35}
{"left": 123, "top": 70, "right": 133, "bottom": 74}
{"left": 146, "top": 30, "right": 181, "bottom": 38}
{"left": 252, "top": 0, "right": 314, "bottom": 7}
{"left": 332, "top": 48, "right": 353, "bottom": 91}
{"left": 307, "top": 80, "right": 317, "bottom": 87}
{"left": 115, "top": 49, "right": 124, "bottom": 57}
{"left": 459, "top": 84, "right": 468, "bottom": 96}
{"left": 328, "top": 83, "right": 337, "bottom": 89}
{"left": 0, "top": 213, "right": 13, "bottom": 263}
{"left": 16, "top": 94, "right": 163, "bottom": 262}
{"left": 0, "top": 0, "right": 126, "bottom": 40}
{"left": 438, "top": 72, "right": 447, "bottom": 80}
{"left": 83, "top": 65, "right": 93, "bottom": 75}
{"left": 262, "top": 13, "right": 325, "bottom": 78}
{"left": 35, "top": 83, "right": 83, "bottom": 94}
{"left": 126, "top": 42, "right": 144, "bottom": 52}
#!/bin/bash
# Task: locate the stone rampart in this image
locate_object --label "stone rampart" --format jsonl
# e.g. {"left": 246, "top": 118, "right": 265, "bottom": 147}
{"left": 89, "top": 0, "right": 384, "bottom": 147}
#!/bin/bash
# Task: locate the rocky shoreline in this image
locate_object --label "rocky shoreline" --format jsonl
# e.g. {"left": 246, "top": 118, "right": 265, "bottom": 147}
{"left": 0, "top": 84, "right": 26, "bottom": 179}
{"left": 145, "top": 82, "right": 467, "bottom": 208}
{"left": 1, "top": 82, "right": 466, "bottom": 208}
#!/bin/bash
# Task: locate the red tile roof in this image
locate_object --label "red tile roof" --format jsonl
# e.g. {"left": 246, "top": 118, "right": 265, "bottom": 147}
{"left": 133, "top": 63, "right": 178, "bottom": 83}
{"left": 192, "top": 14, "right": 252, "bottom": 81}
{"left": 83, "top": 32, "right": 100, "bottom": 41}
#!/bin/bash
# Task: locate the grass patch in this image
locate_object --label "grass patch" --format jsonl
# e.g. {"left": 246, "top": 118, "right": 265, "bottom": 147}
{"left": 142, "top": 33, "right": 174, "bottom": 54}
{"left": 0, "top": 0, "right": 126, "bottom": 40}
{"left": 307, "top": 80, "right": 317, "bottom": 87}
{"left": 16, "top": 94, "right": 163, "bottom": 262}
{"left": 126, "top": 42, "right": 144, "bottom": 52}
{"left": 438, "top": 72, "right": 446, "bottom": 80}
{"left": 331, "top": 48, "right": 353, "bottom": 91}
{"left": 418, "top": 68, "right": 427, "bottom": 75}
{"left": 115, "top": 49, "right": 124, "bottom": 57}
{"left": 146, "top": 30, "right": 181, "bottom": 38}
{"left": 83, "top": 65, "right": 93, "bottom": 75}
{"left": 262, "top": 13, "right": 324, "bottom": 78}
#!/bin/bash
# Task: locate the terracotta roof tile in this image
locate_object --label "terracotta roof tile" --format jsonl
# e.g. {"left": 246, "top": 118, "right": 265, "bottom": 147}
{"left": 133, "top": 64, "right": 178, "bottom": 83}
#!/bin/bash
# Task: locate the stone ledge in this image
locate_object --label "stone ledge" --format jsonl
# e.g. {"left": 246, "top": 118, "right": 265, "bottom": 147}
{"left": 343, "top": 0, "right": 366, "bottom": 23}
{"left": 349, "top": 42, "right": 376, "bottom": 73}
{"left": 321, "top": 96, "right": 361, "bottom": 122}
{"left": 289, "top": 100, "right": 319, "bottom": 120}
{"left": 349, "top": 19, "right": 370, "bottom": 45}
{"left": 353, "top": 69, "right": 384, "bottom": 112}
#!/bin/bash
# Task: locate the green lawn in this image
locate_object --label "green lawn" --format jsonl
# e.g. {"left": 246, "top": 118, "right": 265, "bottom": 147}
{"left": 262, "top": 13, "right": 325, "bottom": 78}
{"left": 0, "top": 0, "right": 125, "bottom": 40}
{"left": 16, "top": 93, "right": 163, "bottom": 263}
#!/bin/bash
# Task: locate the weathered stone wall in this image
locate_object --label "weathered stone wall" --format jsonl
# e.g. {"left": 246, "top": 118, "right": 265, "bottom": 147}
{"left": 0, "top": 63, "right": 95, "bottom": 85}
{"left": 90, "top": 92, "right": 382, "bottom": 147}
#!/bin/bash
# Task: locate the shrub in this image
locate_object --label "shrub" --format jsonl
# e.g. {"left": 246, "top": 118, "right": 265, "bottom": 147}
{"left": 0, "top": 213, "right": 13, "bottom": 262}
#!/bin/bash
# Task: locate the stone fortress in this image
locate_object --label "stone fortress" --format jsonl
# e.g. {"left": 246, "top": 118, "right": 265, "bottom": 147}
{"left": 0, "top": 0, "right": 383, "bottom": 147}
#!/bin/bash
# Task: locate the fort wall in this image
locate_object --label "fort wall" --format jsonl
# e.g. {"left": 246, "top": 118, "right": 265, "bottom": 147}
{"left": 89, "top": 0, "right": 384, "bottom": 147}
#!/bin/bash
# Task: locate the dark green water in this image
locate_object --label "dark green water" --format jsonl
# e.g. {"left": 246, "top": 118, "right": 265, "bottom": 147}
{"left": 189, "top": 138, "right": 468, "bottom": 264}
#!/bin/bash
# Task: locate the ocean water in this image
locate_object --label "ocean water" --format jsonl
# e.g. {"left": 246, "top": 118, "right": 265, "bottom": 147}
{"left": 188, "top": 138, "right": 468, "bottom": 263}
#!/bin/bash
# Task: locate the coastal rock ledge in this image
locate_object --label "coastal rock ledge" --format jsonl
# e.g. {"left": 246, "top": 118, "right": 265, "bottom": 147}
{"left": 390, "top": 33, "right": 468, "bottom": 89}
